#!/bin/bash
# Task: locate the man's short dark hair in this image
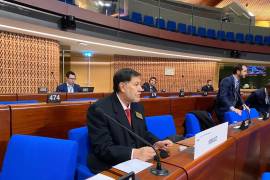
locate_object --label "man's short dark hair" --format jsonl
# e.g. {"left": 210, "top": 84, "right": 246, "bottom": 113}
{"left": 113, "top": 68, "right": 141, "bottom": 93}
{"left": 149, "top": 77, "right": 157, "bottom": 82}
{"left": 66, "top": 71, "right": 76, "bottom": 78}
{"left": 233, "top": 64, "right": 245, "bottom": 74}
{"left": 207, "top": 80, "right": 212, "bottom": 83}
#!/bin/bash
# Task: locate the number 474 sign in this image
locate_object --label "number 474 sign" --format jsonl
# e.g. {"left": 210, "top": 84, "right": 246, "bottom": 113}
{"left": 47, "top": 94, "right": 61, "bottom": 103}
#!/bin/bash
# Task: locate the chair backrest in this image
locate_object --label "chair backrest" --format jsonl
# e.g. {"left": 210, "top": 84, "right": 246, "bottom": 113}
{"left": 68, "top": 126, "right": 89, "bottom": 165}
{"left": 185, "top": 113, "right": 201, "bottom": 138}
{"left": 145, "top": 115, "right": 176, "bottom": 140}
{"left": 1, "top": 134, "right": 78, "bottom": 180}
{"left": 167, "top": 20, "right": 176, "bottom": 31}
{"left": 224, "top": 108, "right": 259, "bottom": 124}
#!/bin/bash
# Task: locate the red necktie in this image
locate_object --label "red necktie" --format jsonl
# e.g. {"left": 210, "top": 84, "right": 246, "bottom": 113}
{"left": 125, "top": 108, "right": 132, "bottom": 125}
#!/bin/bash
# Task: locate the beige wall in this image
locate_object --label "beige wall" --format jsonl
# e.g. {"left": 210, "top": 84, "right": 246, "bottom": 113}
{"left": 66, "top": 53, "right": 219, "bottom": 92}
{"left": 65, "top": 54, "right": 113, "bottom": 92}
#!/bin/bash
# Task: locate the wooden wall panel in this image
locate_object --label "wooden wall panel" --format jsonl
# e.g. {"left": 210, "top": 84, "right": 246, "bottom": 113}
{"left": 0, "top": 31, "right": 60, "bottom": 94}
{"left": 113, "top": 55, "right": 218, "bottom": 92}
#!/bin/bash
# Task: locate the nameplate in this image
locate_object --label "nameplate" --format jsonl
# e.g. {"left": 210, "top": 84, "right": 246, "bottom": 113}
{"left": 47, "top": 94, "right": 61, "bottom": 103}
{"left": 194, "top": 122, "right": 228, "bottom": 159}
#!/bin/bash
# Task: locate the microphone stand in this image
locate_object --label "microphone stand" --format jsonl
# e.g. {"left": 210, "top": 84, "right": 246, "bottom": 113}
{"left": 96, "top": 108, "right": 169, "bottom": 176}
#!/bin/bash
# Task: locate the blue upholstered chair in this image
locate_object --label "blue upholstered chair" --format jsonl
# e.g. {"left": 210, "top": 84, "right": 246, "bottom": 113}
{"left": 262, "top": 172, "right": 270, "bottom": 180}
{"left": 245, "top": 34, "right": 254, "bottom": 44}
{"left": 145, "top": 115, "right": 177, "bottom": 140}
{"left": 131, "top": 12, "right": 142, "bottom": 24}
{"left": 0, "top": 134, "right": 78, "bottom": 180}
{"left": 143, "top": 15, "right": 155, "bottom": 27}
{"left": 184, "top": 113, "right": 201, "bottom": 138}
{"left": 155, "top": 18, "right": 165, "bottom": 29}
{"left": 198, "top": 27, "right": 206, "bottom": 37}
{"left": 207, "top": 29, "right": 216, "bottom": 39}
{"left": 178, "top": 23, "right": 187, "bottom": 33}
{"left": 236, "top": 33, "right": 245, "bottom": 43}
{"left": 226, "top": 32, "right": 235, "bottom": 41}
{"left": 255, "top": 35, "right": 264, "bottom": 45}
{"left": 167, "top": 20, "right": 176, "bottom": 32}
{"left": 0, "top": 100, "right": 38, "bottom": 105}
{"left": 224, "top": 108, "right": 259, "bottom": 124}
{"left": 66, "top": 98, "right": 97, "bottom": 102}
{"left": 68, "top": 126, "right": 94, "bottom": 180}
{"left": 217, "top": 30, "right": 226, "bottom": 40}
{"left": 264, "top": 36, "right": 270, "bottom": 46}
{"left": 187, "top": 25, "right": 196, "bottom": 35}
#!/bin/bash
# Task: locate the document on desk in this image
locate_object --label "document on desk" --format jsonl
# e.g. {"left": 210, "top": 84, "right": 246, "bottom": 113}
{"left": 194, "top": 122, "right": 228, "bottom": 159}
{"left": 86, "top": 173, "right": 114, "bottom": 180}
{"left": 113, "top": 159, "right": 153, "bottom": 174}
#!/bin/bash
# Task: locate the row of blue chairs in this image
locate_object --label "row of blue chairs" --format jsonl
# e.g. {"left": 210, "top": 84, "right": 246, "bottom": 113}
{"left": 122, "top": 12, "right": 270, "bottom": 46}
{"left": 0, "top": 100, "right": 39, "bottom": 105}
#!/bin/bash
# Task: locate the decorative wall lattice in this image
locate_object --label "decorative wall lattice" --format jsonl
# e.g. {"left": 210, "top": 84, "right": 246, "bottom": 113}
{"left": 0, "top": 31, "right": 60, "bottom": 93}
{"left": 113, "top": 55, "right": 218, "bottom": 92}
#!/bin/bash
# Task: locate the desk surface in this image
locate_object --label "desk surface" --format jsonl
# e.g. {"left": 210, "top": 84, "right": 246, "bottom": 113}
{"left": 103, "top": 119, "right": 270, "bottom": 180}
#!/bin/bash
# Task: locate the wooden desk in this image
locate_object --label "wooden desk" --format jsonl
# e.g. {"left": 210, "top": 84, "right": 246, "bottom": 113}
{"left": 10, "top": 102, "right": 90, "bottom": 138}
{"left": 0, "top": 105, "right": 10, "bottom": 169}
{"left": 164, "top": 138, "right": 236, "bottom": 180}
{"left": 258, "top": 120, "right": 270, "bottom": 175}
{"left": 141, "top": 98, "right": 171, "bottom": 116}
{"left": 66, "top": 92, "right": 104, "bottom": 100}
{"left": 0, "top": 94, "right": 17, "bottom": 101}
{"left": 102, "top": 162, "right": 187, "bottom": 180}
{"left": 17, "top": 93, "right": 67, "bottom": 102}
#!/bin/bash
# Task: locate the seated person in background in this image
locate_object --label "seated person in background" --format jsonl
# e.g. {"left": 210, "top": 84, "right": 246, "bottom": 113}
{"left": 142, "top": 77, "right": 157, "bottom": 92}
{"left": 246, "top": 81, "right": 270, "bottom": 115}
{"left": 215, "top": 64, "right": 248, "bottom": 122}
{"left": 87, "top": 68, "right": 172, "bottom": 173}
{"left": 56, "top": 71, "right": 81, "bottom": 93}
{"left": 201, "top": 80, "right": 214, "bottom": 92}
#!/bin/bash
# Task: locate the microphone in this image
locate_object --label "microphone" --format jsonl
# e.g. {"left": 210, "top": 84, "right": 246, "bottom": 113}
{"left": 95, "top": 108, "right": 169, "bottom": 176}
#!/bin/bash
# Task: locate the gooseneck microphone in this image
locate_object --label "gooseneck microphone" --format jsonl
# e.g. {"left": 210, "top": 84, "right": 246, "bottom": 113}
{"left": 95, "top": 108, "right": 169, "bottom": 176}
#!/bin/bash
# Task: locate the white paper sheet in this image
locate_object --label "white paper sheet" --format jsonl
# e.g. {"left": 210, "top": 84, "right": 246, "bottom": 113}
{"left": 113, "top": 159, "right": 153, "bottom": 174}
{"left": 86, "top": 173, "right": 114, "bottom": 180}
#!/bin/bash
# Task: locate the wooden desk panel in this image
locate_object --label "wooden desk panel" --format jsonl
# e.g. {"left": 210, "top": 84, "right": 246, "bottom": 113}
{"left": 140, "top": 98, "right": 171, "bottom": 116}
{"left": 0, "top": 105, "right": 10, "bottom": 170}
{"left": 171, "top": 97, "right": 197, "bottom": 134}
{"left": 228, "top": 122, "right": 262, "bottom": 180}
{"left": 0, "top": 94, "right": 17, "bottom": 101}
{"left": 67, "top": 93, "right": 104, "bottom": 100}
{"left": 10, "top": 102, "right": 90, "bottom": 139}
{"left": 257, "top": 120, "right": 270, "bottom": 174}
{"left": 17, "top": 93, "right": 67, "bottom": 102}
{"left": 194, "top": 95, "right": 216, "bottom": 112}
{"left": 163, "top": 138, "right": 236, "bottom": 180}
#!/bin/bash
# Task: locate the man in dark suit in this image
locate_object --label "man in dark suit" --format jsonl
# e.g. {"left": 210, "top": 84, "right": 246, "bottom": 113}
{"left": 215, "top": 64, "right": 248, "bottom": 122}
{"left": 246, "top": 81, "right": 270, "bottom": 114}
{"left": 142, "top": 77, "right": 158, "bottom": 92}
{"left": 56, "top": 71, "right": 81, "bottom": 93}
{"left": 201, "top": 80, "right": 214, "bottom": 92}
{"left": 87, "top": 68, "right": 172, "bottom": 173}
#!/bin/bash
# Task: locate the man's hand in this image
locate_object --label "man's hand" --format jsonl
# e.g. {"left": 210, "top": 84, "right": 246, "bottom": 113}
{"left": 132, "top": 147, "right": 156, "bottom": 161}
{"left": 233, "top": 108, "right": 242, "bottom": 116}
{"left": 154, "top": 140, "right": 173, "bottom": 150}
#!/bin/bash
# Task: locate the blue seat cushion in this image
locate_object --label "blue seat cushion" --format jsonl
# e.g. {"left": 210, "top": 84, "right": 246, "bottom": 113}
{"left": 145, "top": 115, "right": 176, "bottom": 140}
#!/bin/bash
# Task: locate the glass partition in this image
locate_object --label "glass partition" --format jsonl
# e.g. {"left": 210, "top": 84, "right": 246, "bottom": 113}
{"left": 61, "top": 0, "right": 270, "bottom": 37}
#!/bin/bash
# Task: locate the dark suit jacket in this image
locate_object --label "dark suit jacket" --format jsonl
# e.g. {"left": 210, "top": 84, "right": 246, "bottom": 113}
{"left": 87, "top": 93, "right": 158, "bottom": 173}
{"left": 246, "top": 88, "right": 270, "bottom": 113}
{"left": 55, "top": 83, "right": 81, "bottom": 92}
{"left": 142, "top": 82, "right": 157, "bottom": 92}
{"left": 201, "top": 85, "right": 214, "bottom": 92}
{"left": 215, "top": 75, "right": 243, "bottom": 121}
